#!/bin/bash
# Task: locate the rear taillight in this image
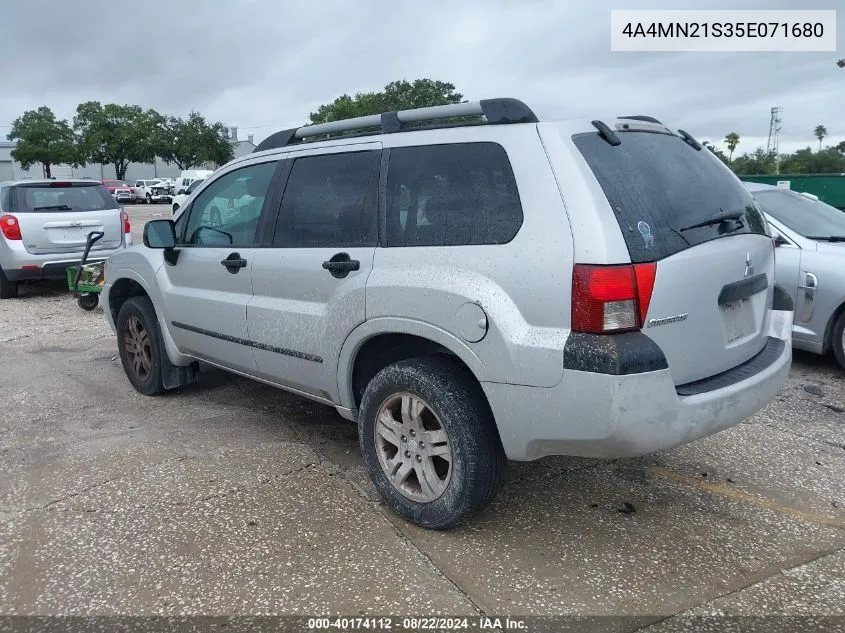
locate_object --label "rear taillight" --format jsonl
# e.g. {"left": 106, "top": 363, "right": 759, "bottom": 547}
{"left": 0, "top": 215, "right": 22, "bottom": 241}
{"left": 572, "top": 263, "right": 657, "bottom": 334}
{"left": 122, "top": 211, "right": 131, "bottom": 233}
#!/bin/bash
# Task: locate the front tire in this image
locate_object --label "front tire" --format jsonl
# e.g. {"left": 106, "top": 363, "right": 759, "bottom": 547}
{"left": 116, "top": 296, "right": 166, "bottom": 395}
{"left": 0, "top": 267, "right": 18, "bottom": 299}
{"left": 358, "top": 356, "right": 505, "bottom": 530}
{"left": 833, "top": 311, "right": 845, "bottom": 370}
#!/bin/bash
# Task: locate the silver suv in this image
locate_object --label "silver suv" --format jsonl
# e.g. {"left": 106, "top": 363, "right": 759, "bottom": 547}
{"left": 0, "top": 179, "right": 132, "bottom": 299}
{"left": 102, "top": 99, "right": 794, "bottom": 529}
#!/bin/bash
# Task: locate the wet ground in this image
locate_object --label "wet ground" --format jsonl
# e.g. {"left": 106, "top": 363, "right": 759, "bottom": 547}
{"left": 1, "top": 206, "right": 844, "bottom": 630}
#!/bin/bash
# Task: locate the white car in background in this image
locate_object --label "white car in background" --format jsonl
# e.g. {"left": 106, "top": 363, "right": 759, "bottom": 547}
{"left": 170, "top": 172, "right": 259, "bottom": 225}
{"left": 170, "top": 178, "right": 205, "bottom": 214}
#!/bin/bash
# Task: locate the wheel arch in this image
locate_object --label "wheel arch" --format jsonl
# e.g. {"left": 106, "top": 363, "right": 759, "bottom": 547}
{"left": 337, "top": 318, "right": 489, "bottom": 413}
{"left": 107, "top": 269, "right": 193, "bottom": 368}
{"left": 823, "top": 298, "right": 845, "bottom": 354}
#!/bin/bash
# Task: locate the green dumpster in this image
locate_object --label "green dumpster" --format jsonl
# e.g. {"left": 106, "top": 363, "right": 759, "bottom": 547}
{"left": 738, "top": 174, "right": 845, "bottom": 209}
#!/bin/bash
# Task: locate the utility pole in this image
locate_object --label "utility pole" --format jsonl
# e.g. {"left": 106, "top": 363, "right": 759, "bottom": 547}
{"left": 767, "top": 107, "right": 782, "bottom": 175}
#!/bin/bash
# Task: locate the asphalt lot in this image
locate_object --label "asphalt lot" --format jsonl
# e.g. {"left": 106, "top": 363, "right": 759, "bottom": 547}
{"left": 1, "top": 204, "right": 845, "bottom": 629}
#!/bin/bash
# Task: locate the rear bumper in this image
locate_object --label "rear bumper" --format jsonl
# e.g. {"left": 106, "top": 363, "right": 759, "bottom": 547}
{"left": 483, "top": 308, "right": 793, "bottom": 461}
{"left": 1, "top": 242, "right": 131, "bottom": 281}
{"left": 4, "top": 259, "right": 108, "bottom": 281}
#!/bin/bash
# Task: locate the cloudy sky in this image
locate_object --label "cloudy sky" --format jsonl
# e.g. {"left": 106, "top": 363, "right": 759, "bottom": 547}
{"left": 0, "top": 0, "right": 842, "bottom": 156}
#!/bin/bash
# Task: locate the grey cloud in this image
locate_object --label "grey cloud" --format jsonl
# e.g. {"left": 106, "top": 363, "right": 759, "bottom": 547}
{"left": 1, "top": 0, "right": 842, "bottom": 154}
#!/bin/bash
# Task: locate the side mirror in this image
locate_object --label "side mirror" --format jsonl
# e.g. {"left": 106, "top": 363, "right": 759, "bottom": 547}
{"left": 143, "top": 219, "right": 177, "bottom": 249}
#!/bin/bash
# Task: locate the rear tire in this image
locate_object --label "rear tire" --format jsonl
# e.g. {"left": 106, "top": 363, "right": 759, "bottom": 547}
{"left": 116, "top": 296, "right": 167, "bottom": 396}
{"left": 358, "top": 356, "right": 505, "bottom": 530}
{"left": 833, "top": 311, "right": 845, "bottom": 370}
{"left": 0, "top": 267, "right": 18, "bottom": 299}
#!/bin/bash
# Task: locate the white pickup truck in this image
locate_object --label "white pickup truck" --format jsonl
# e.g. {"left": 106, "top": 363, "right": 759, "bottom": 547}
{"left": 133, "top": 179, "right": 172, "bottom": 204}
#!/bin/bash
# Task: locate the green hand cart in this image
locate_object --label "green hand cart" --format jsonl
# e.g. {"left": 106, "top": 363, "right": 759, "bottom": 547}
{"left": 66, "top": 230, "right": 105, "bottom": 311}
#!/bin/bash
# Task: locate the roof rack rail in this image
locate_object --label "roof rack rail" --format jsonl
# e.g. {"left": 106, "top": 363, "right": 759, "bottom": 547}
{"left": 619, "top": 115, "right": 663, "bottom": 124}
{"left": 253, "top": 98, "right": 538, "bottom": 153}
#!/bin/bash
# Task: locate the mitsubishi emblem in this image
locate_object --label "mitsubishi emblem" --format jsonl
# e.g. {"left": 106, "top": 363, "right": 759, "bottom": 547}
{"left": 745, "top": 252, "right": 754, "bottom": 277}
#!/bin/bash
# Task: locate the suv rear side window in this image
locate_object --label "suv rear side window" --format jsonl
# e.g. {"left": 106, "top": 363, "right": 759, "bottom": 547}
{"left": 572, "top": 131, "right": 767, "bottom": 263}
{"left": 10, "top": 182, "right": 118, "bottom": 212}
{"left": 386, "top": 142, "right": 523, "bottom": 247}
{"left": 273, "top": 151, "right": 379, "bottom": 248}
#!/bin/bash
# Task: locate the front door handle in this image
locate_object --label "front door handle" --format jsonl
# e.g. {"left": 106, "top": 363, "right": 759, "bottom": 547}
{"left": 322, "top": 252, "right": 360, "bottom": 279}
{"left": 221, "top": 252, "right": 248, "bottom": 273}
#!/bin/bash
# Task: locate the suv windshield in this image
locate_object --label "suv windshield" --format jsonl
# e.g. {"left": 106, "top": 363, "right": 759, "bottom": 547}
{"left": 573, "top": 131, "right": 768, "bottom": 263}
{"left": 10, "top": 182, "right": 119, "bottom": 212}
{"left": 752, "top": 189, "right": 845, "bottom": 240}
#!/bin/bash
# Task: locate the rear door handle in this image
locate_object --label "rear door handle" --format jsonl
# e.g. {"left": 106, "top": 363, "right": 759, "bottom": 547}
{"left": 322, "top": 252, "right": 360, "bottom": 279}
{"left": 221, "top": 252, "right": 248, "bottom": 273}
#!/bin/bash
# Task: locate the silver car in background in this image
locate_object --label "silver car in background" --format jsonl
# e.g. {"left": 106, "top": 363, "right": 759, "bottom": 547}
{"left": 746, "top": 181, "right": 845, "bottom": 369}
{"left": 0, "top": 179, "right": 133, "bottom": 299}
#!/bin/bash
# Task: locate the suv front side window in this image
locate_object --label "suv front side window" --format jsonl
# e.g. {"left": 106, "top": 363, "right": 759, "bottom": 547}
{"left": 182, "top": 162, "right": 277, "bottom": 247}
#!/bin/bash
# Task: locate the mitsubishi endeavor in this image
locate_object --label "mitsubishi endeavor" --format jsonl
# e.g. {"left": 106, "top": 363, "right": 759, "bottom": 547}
{"left": 102, "top": 98, "right": 793, "bottom": 529}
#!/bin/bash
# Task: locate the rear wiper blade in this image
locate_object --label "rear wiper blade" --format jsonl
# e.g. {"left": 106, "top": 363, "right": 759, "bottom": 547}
{"left": 680, "top": 209, "right": 744, "bottom": 232}
{"left": 33, "top": 204, "right": 72, "bottom": 211}
{"left": 807, "top": 235, "right": 845, "bottom": 242}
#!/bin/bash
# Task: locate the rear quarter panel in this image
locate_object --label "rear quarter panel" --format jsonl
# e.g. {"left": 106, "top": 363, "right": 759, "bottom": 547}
{"left": 363, "top": 125, "right": 573, "bottom": 388}
{"left": 536, "top": 121, "right": 632, "bottom": 264}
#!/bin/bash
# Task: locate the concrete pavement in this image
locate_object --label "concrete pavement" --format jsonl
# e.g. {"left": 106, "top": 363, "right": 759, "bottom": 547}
{"left": 1, "top": 205, "right": 844, "bottom": 628}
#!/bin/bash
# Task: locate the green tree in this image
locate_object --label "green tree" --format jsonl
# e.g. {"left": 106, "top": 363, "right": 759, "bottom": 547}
{"left": 724, "top": 132, "right": 740, "bottom": 164}
{"left": 780, "top": 146, "right": 845, "bottom": 174}
{"left": 5, "top": 106, "right": 79, "bottom": 178}
{"left": 731, "top": 148, "right": 778, "bottom": 176}
{"left": 814, "top": 125, "right": 828, "bottom": 151}
{"left": 702, "top": 141, "right": 730, "bottom": 165}
{"left": 309, "top": 78, "right": 466, "bottom": 125}
{"left": 73, "top": 102, "right": 163, "bottom": 180}
{"left": 157, "top": 112, "right": 234, "bottom": 170}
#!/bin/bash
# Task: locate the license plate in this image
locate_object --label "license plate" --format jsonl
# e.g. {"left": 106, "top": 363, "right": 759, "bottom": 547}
{"left": 722, "top": 298, "right": 755, "bottom": 343}
{"left": 61, "top": 227, "right": 88, "bottom": 241}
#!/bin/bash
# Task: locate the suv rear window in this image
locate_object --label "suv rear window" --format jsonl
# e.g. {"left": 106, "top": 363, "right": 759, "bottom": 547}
{"left": 10, "top": 182, "right": 119, "bottom": 212}
{"left": 573, "top": 131, "right": 768, "bottom": 263}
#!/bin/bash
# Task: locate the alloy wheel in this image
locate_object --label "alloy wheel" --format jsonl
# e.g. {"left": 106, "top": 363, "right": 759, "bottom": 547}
{"left": 124, "top": 315, "right": 152, "bottom": 380}
{"left": 374, "top": 393, "right": 453, "bottom": 502}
